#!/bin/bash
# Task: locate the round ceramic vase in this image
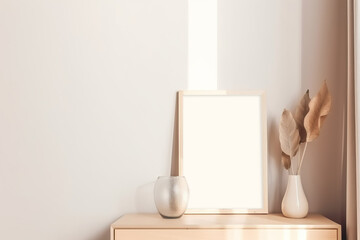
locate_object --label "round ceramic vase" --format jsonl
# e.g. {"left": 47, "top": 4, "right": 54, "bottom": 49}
{"left": 154, "top": 176, "right": 189, "bottom": 218}
{"left": 281, "top": 175, "right": 309, "bottom": 218}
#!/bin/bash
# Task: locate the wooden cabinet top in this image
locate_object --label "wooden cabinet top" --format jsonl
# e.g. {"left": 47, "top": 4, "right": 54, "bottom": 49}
{"left": 111, "top": 213, "right": 341, "bottom": 230}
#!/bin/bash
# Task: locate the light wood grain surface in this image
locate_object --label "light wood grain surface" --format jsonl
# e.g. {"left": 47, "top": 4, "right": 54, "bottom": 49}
{"left": 112, "top": 213, "right": 340, "bottom": 229}
{"left": 115, "top": 229, "right": 337, "bottom": 240}
{"left": 111, "top": 214, "right": 341, "bottom": 240}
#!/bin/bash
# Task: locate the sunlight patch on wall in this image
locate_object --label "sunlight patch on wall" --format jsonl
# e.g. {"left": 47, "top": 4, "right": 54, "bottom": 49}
{"left": 188, "top": 0, "right": 217, "bottom": 90}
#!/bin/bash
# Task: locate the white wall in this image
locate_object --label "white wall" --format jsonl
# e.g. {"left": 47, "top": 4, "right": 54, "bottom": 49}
{"left": 0, "top": 1, "right": 186, "bottom": 239}
{"left": 0, "top": 0, "right": 346, "bottom": 240}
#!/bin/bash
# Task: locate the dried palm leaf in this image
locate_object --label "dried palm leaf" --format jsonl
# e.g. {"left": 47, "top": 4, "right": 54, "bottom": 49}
{"left": 295, "top": 90, "right": 311, "bottom": 143}
{"left": 281, "top": 151, "right": 291, "bottom": 170}
{"left": 279, "top": 109, "right": 300, "bottom": 157}
{"left": 304, "top": 81, "right": 331, "bottom": 142}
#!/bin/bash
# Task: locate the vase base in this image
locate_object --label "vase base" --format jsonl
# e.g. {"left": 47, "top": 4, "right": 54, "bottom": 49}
{"left": 282, "top": 213, "right": 308, "bottom": 219}
{"left": 159, "top": 213, "right": 185, "bottom": 219}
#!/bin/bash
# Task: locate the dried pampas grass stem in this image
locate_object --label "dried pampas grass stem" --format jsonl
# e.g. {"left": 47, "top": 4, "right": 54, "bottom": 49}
{"left": 297, "top": 142, "right": 308, "bottom": 174}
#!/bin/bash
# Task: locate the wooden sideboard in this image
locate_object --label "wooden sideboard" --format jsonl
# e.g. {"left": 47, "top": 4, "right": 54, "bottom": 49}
{"left": 111, "top": 213, "right": 341, "bottom": 240}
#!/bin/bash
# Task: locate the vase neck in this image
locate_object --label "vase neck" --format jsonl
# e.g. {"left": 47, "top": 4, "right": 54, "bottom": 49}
{"left": 288, "top": 174, "right": 301, "bottom": 179}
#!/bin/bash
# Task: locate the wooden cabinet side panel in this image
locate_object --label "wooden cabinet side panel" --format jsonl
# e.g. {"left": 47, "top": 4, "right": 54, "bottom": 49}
{"left": 115, "top": 229, "right": 338, "bottom": 240}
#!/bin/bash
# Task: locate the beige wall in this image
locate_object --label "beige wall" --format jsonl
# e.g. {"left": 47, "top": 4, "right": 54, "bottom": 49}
{"left": 218, "top": 0, "right": 303, "bottom": 214}
{"left": 219, "top": 0, "right": 347, "bottom": 224}
{"left": 0, "top": 0, "right": 347, "bottom": 240}
{"left": 301, "top": 0, "right": 347, "bottom": 224}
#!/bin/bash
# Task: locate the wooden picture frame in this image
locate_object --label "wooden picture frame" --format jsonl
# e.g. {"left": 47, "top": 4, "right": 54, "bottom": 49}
{"left": 178, "top": 90, "right": 268, "bottom": 214}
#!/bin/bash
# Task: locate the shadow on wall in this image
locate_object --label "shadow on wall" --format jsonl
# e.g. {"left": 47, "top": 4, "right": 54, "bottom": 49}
{"left": 170, "top": 93, "right": 179, "bottom": 176}
{"left": 135, "top": 181, "right": 157, "bottom": 212}
{"left": 267, "top": 118, "right": 284, "bottom": 212}
{"left": 89, "top": 228, "right": 108, "bottom": 240}
{"left": 132, "top": 94, "right": 179, "bottom": 214}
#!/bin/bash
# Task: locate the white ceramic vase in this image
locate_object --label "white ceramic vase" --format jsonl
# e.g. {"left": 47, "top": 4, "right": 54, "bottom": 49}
{"left": 281, "top": 175, "right": 308, "bottom": 218}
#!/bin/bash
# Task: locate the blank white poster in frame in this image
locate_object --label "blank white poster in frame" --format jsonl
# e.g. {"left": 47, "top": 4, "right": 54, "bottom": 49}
{"left": 178, "top": 91, "right": 268, "bottom": 214}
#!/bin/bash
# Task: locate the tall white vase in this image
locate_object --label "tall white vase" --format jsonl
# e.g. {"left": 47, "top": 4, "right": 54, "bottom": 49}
{"left": 281, "top": 175, "right": 309, "bottom": 218}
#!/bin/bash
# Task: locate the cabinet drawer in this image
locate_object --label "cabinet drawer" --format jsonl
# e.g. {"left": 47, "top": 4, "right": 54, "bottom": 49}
{"left": 115, "top": 229, "right": 338, "bottom": 240}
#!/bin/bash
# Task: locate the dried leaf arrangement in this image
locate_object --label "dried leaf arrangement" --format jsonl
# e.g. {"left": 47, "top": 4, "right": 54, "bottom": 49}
{"left": 279, "top": 81, "right": 331, "bottom": 175}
